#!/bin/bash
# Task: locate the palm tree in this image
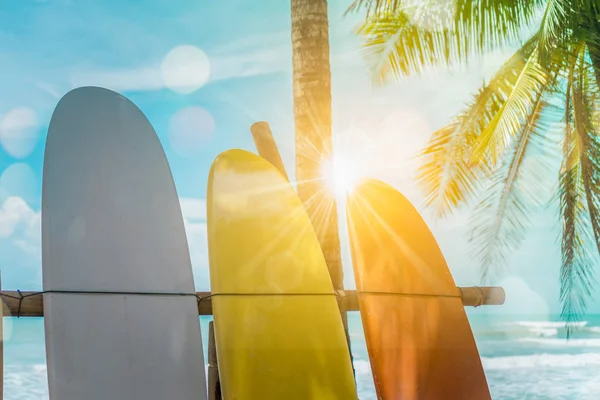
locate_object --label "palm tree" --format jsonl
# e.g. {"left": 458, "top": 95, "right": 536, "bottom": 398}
{"left": 348, "top": 0, "right": 600, "bottom": 333}
{"left": 291, "top": 0, "right": 344, "bottom": 293}
{"left": 290, "top": 0, "right": 356, "bottom": 371}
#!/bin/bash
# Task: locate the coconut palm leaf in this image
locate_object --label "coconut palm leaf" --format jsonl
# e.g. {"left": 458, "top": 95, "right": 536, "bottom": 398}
{"left": 537, "top": 0, "right": 573, "bottom": 67}
{"left": 353, "top": 0, "right": 545, "bottom": 81}
{"left": 417, "top": 87, "right": 495, "bottom": 216}
{"left": 346, "top": 0, "right": 402, "bottom": 14}
{"left": 558, "top": 53, "right": 596, "bottom": 336}
{"left": 571, "top": 49, "right": 600, "bottom": 256}
{"left": 579, "top": 10, "right": 600, "bottom": 88}
{"left": 417, "top": 36, "right": 540, "bottom": 216}
{"left": 471, "top": 47, "right": 550, "bottom": 165}
{"left": 467, "top": 87, "right": 560, "bottom": 283}
{"left": 453, "top": 0, "right": 544, "bottom": 53}
{"left": 357, "top": 11, "right": 456, "bottom": 83}
{"left": 559, "top": 164, "right": 595, "bottom": 338}
{"left": 417, "top": 120, "right": 479, "bottom": 216}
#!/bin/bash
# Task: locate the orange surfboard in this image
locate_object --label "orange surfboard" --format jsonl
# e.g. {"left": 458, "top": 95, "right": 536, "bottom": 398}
{"left": 346, "top": 178, "right": 491, "bottom": 400}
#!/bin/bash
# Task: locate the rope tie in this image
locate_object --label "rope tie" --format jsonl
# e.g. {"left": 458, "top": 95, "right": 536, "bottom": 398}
{"left": 475, "top": 286, "right": 485, "bottom": 308}
{"left": 17, "top": 290, "right": 24, "bottom": 318}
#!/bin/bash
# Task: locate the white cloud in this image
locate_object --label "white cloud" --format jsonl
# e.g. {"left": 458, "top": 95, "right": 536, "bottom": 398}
{"left": 180, "top": 197, "right": 209, "bottom": 290}
{"left": 184, "top": 219, "right": 209, "bottom": 290}
{"left": 0, "top": 197, "right": 39, "bottom": 238}
{"left": 0, "top": 197, "right": 41, "bottom": 262}
{"left": 16, "top": 208, "right": 41, "bottom": 257}
{"left": 179, "top": 198, "right": 206, "bottom": 221}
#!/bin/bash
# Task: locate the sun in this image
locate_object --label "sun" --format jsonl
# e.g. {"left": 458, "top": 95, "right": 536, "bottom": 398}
{"left": 321, "top": 152, "right": 361, "bottom": 199}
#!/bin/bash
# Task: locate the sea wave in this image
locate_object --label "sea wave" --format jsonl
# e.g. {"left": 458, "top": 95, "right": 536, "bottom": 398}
{"left": 512, "top": 321, "right": 588, "bottom": 329}
{"left": 352, "top": 359, "right": 372, "bottom": 377}
{"left": 517, "top": 337, "right": 600, "bottom": 347}
{"left": 482, "top": 352, "right": 600, "bottom": 370}
{"left": 4, "top": 363, "right": 48, "bottom": 400}
{"left": 474, "top": 320, "right": 600, "bottom": 339}
{"left": 529, "top": 327, "right": 558, "bottom": 337}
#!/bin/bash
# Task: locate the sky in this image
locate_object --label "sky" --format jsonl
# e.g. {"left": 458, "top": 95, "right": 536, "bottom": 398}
{"left": 0, "top": 0, "right": 598, "bottom": 349}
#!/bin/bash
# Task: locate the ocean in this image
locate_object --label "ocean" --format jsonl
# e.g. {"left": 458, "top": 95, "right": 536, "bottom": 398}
{"left": 4, "top": 312, "right": 600, "bottom": 399}
{"left": 347, "top": 312, "right": 600, "bottom": 400}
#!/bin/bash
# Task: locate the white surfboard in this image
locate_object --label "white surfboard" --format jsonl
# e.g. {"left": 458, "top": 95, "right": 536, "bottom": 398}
{"left": 42, "top": 86, "right": 207, "bottom": 400}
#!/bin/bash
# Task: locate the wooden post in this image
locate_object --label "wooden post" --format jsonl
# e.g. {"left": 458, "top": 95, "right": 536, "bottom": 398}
{"left": 207, "top": 321, "right": 221, "bottom": 400}
{"left": 250, "top": 122, "right": 289, "bottom": 181}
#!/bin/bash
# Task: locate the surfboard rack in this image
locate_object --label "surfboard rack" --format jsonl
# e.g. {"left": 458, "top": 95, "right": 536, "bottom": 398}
{"left": 0, "top": 287, "right": 504, "bottom": 318}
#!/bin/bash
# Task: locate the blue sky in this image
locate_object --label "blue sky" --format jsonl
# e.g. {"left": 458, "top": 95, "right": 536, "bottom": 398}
{"left": 0, "top": 0, "right": 597, "bottom": 343}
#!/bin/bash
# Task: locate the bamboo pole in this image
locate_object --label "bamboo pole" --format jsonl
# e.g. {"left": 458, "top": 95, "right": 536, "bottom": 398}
{"left": 0, "top": 287, "right": 505, "bottom": 317}
{"left": 250, "top": 122, "right": 289, "bottom": 182}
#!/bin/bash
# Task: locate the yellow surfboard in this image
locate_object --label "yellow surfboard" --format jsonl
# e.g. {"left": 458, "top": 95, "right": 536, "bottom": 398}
{"left": 206, "top": 149, "right": 357, "bottom": 400}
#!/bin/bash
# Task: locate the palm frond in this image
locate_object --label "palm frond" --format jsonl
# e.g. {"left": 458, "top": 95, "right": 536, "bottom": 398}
{"left": 471, "top": 46, "right": 550, "bottom": 166}
{"left": 417, "top": 122, "right": 478, "bottom": 216}
{"left": 357, "top": 11, "right": 456, "bottom": 83}
{"left": 417, "top": 37, "right": 540, "bottom": 216}
{"left": 346, "top": 0, "right": 404, "bottom": 15}
{"left": 558, "top": 53, "right": 596, "bottom": 336}
{"left": 537, "top": 0, "right": 573, "bottom": 67}
{"left": 580, "top": 5, "right": 600, "bottom": 87}
{"left": 453, "top": 0, "right": 545, "bottom": 53}
{"left": 468, "top": 88, "right": 561, "bottom": 283}
{"left": 559, "top": 163, "right": 595, "bottom": 338}
{"left": 417, "top": 86, "right": 495, "bottom": 217}
{"left": 572, "top": 49, "right": 600, "bottom": 254}
{"left": 353, "top": 0, "right": 545, "bottom": 82}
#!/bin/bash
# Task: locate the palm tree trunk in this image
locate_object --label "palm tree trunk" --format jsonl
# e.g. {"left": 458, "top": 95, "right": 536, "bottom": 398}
{"left": 290, "top": 0, "right": 354, "bottom": 375}
{"left": 291, "top": 0, "right": 343, "bottom": 292}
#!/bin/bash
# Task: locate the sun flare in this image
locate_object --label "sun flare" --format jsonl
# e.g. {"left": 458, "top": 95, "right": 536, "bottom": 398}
{"left": 321, "top": 152, "right": 361, "bottom": 199}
